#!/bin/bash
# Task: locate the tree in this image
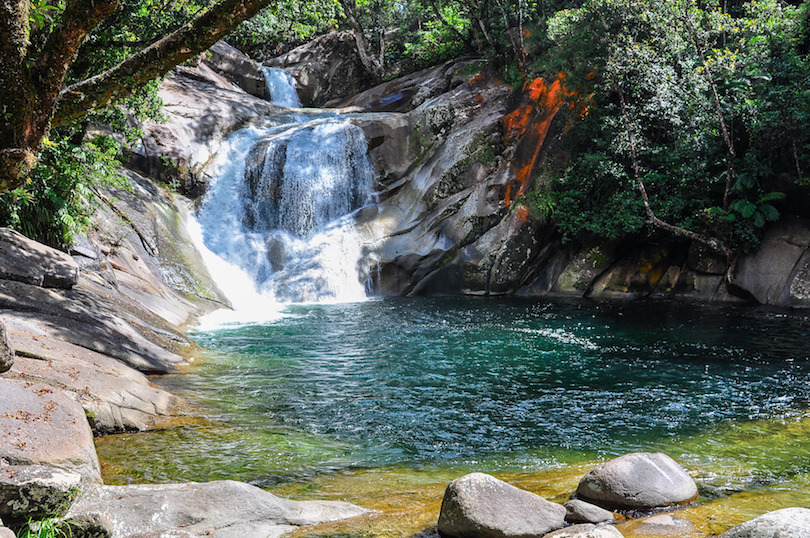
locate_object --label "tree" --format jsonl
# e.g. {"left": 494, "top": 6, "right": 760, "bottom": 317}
{"left": 0, "top": 0, "right": 276, "bottom": 192}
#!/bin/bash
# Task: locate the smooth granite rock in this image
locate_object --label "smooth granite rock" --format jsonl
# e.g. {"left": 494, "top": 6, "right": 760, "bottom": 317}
{"left": 65, "top": 480, "right": 369, "bottom": 538}
{"left": 575, "top": 453, "right": 697, "bottom": 511}
{"left": 564, "top": 499, "right": 616, "bottom": 524}
{"left": 437, "top": 472, "right": 565, "bottom": 538}
{"left": 0, "top": 379, "right": 101, "bottom": 483}
{"left": 719, "top": 507, "right": 810, "bottom": 538}
{"left": 0, "top": 462, "right": 81, "bottom": 521}
{"left": 0, "top": 228, "right": 78, "bottom": 289}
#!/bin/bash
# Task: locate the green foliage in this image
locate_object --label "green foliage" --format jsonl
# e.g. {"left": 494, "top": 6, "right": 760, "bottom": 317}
{"left": 16, "top": 517, "right": 72, "bottom": 538}
{"left": 28, "top": 0, "right": 65, "bottom": 32}
{"left": 0, "top": 132, "right": 129, "bottom": 249}
{"left": 541, "top": 0, "right": 810, "bottom": 253}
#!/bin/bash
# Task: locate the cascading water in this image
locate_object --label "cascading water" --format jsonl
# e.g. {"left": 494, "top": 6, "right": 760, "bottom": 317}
{"left": 191, "top": 69, "right": 378, "bottom": 321}
{"left": 263, "top": 67, "right": 302, "bottom": 108}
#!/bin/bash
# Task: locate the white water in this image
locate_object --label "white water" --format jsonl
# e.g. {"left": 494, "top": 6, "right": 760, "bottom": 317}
{"left": 263, "top": 67, "right": 302, "bottom": 108}
{"left": 191, "top": 69, "right": 378, "bottom": 325}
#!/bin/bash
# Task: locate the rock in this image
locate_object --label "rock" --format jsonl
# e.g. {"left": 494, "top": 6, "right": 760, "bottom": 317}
{"left": 544, "top": 523, "right": 624, "bottom": 538}
{"left": 64, "top": 480, "right": 369, "bottom": 538}
{"left": 575, "top": 453, "right": 697, "bottom": 511}
{"left": 437, "top": 472, "right": 565, "bottom": 538}
{"left": 0, "top": 228, "right": 79, "bottom": 289}
{"left": 0, "top": 526, "right": 13, "bottom": 538}
{"left": 719, "top": 507, "right": 810, "bottom": 538}
{"left": 588, "top": 243, "right": 684, "bottom": 300}
{"left": 265, "top": 31, "right": 367, "bottom": 106}
{"left": 5, "top": 330, "right": 181, "bottom": 434}
{"left": 564, "top": 499, "right": 616, "bottom": 524}
{"left": 628, "top": 514, "right": 695, "bottom": 535}
{"left": 203, "top": 41, "right": 266, "bottom": 98}
{"left": 0, "top": 316, "right": 11, "bottom": 374}
{"left": 728, "top": 217, "right": 810, "bottom": 306}
{"left": 0, "top": 462, "right": 81, "bottom": 521}
{"left": 0, "top": 379, "right": 101, "bottom": 483}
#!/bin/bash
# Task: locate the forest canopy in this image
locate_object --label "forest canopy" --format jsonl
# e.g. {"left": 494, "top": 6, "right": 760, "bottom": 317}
{"left": 0, "top": 0, "right": 808, "bottom": 252}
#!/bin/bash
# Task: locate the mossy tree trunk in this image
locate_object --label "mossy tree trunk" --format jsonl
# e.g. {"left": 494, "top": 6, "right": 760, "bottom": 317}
{"left": 0, "top": 0, "right": 274, "bottom": 192}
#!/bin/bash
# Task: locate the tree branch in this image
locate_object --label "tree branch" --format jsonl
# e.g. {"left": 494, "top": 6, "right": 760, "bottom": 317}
{"left": 54, "top": 0, "right": 275, "bottom": 124}
{"left": 338, "top": 0, "right": 384, "bottom": 79}
{"left": 427, "top": 0, "right": 473, "bottom": 49}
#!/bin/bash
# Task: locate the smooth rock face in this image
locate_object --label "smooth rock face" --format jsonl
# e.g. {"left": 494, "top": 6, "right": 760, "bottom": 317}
{"left": 5, "top": 330, "right": 181, "bottom": 434}
{"left": 204, "top": 40, "right": 266, "bottom": 97}
{"left": 575, "top": 452, "right": 697, "bottom": 510}
{"left": 0, "top": 228, "right": 79, "bottom": 289}
{"left": 0, "top": 463, "right": 81, "bottom": 521}
{"left": 0, "top": 316, "right": 11, "bottom": 373}
{"left": 0, "top": 379, "right": 101, "bottom": 483}
{"left": 564, "top": 499, "right": 616, "bottom": 524}
{"left": 437, "top": 472, "right": 566, "bottom": 538}
{"left": 719, "top": 507, "right": 810, "bottom": 538}
{"left": 0, "top": 526, "right": 13, "bottom": 538}
{"left": 544, "top": 524, "right": 624, "bottom": 538}
{"left": 65, "top": 480, "right": 369, "bottom": 538}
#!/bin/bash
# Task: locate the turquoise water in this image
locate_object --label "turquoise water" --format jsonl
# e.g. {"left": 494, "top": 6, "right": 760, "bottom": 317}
{"left": 98, "top": 297, "right": 810, "bottom": 495}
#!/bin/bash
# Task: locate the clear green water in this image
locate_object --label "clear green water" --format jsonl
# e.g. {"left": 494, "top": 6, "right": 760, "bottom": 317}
{"left": 96, "top": 297, "right": 810, "bottom": 534}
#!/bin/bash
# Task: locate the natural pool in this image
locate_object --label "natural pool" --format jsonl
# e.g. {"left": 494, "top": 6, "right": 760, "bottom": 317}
{"left": 96, "top": 297, "right": 810, "bottom": 536}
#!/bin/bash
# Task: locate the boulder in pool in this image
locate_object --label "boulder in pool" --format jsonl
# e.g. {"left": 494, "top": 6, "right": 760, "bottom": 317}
{"left": 719, "top": 507, "right": 810, "bottom": 538}
{"left": 437, "top": 472, "right": 565, "bottom": 538}
{"left": 564, "top": 499, "right": 616, "bottom": 524}
{"left": 575, "top": 452, "right": 697, "bottom": 510}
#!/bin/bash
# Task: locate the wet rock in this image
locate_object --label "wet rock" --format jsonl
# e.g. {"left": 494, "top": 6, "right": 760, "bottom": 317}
{"left": 437, "top": 472, "right": 565, "bottom": 538}
{"left": 0, "top": 379, "right": 101, "bottom": 483}
{"left": 544, "top": 524, "right": 624, "bottom": 538}
{"left": 575, "top": 453, "right": 697, "bottom": 511}
{"left": 719, "top": 507, "right": 810, "bottom": 538}
{"left": 0, "top": 462, "right": 81, "bottom": 521}
{"left": 5, "top": 330, "right": 181, "bottom": 434}
{"left": 628, "top": 514, "right": 695, "bottom": 535}
{"left": 203, "top": 41, "right": 265, "bottom": 98}
{"left": 0, "top": 228, "right": 79, "bottom": 289}
{"left": 0, "top": 316, "right": 11, "bottom": 374}
{"left": 588, "top": 243, "right": 683, "bottom": 300}
{"left": 64, "top": 480, "right": 369, "bottom": 538}
{"left": 564, "top": 499, "right": 616, "bottom": 524}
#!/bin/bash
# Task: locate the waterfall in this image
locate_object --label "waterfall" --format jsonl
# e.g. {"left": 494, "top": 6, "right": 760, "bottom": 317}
{"left": 263, "top": 67, "right": 302, "bottom": 107}
{"left": 193, "top": 103, "right": 378, "bottom": 316}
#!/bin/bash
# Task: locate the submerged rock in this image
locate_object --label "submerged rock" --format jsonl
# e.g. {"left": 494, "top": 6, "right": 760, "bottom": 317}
{"left": 0, "top": 462, "right": 80, "bottom": 521}
{"left": 575, "top": 453, "right": 697, "bottom": 511}
{"left": 544, "top": 524, "right": 624, "bottom": 538}
{"left": 719, "top": 507, "right": 810, "bottom": 538}
{"left": 0, "top": 379, "right": 100, "bottom": 483}
{"left": 564, "top": 499, "right": 616, "bottom": 524}
{"left": 64, "top": 480, "right": 369, "bottom": 538}
{"left": 437, "top": 472, "right": 565, "bottom": 538}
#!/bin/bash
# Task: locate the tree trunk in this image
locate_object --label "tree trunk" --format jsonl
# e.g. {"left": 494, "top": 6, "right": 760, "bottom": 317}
{"left": 0, "top": 0, "right": 274, "bottom": 192}
{"left": 338, "top": 0, "right": 385, "bottom": 80}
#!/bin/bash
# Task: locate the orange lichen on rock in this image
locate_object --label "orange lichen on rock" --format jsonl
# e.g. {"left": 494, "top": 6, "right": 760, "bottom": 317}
{"left": 503, "top": 73, "right": 575, "bottom": 208}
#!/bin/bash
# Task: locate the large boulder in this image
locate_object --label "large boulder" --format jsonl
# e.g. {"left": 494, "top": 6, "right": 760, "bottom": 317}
{"left": 265, "top": 31, "right": 367, "bottom": 106}
{"left": 437, "top": 473, "right": 565, "bottom": 538}
{"left": 0, "top": 228, "right": 78, "bottom": 289}
{"left": 719, "top": 507, "right": 810, "bottom": 538}
{"left": 203, "top": 41, "right": 266, "bottom": 98}
{"left": 5, "top": 330, "right": 181, "bottom": 434}
{"left": 544, "top": 524, "right": 624, "bottom": 538}
{"left": 0, "top": 379, "right": 101, "bottom": 483}
{"left": 575, "top": 453, "right": 697, "bottom": 511}
{"left": 728, "top": 217, "right": 810, "bottom": 306}
{"left": 0, "top": 316, "right": 11, "bottom": 374}
{"left": 64, "top": 480, "right": 369, "bottom": 538}
{"left": 0, "top": 462, "right": 81, "bottom": 521}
